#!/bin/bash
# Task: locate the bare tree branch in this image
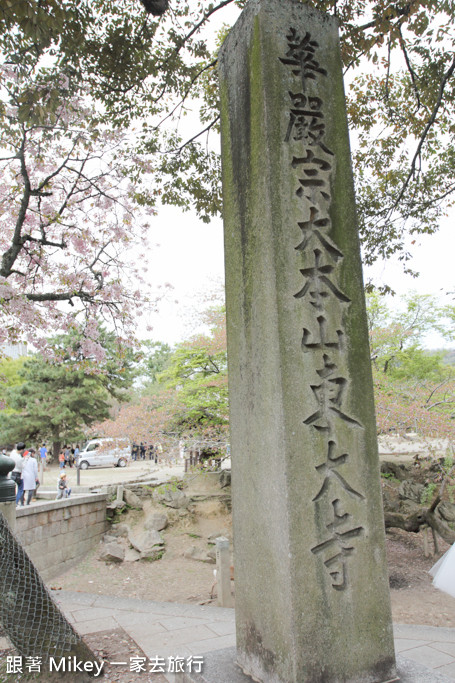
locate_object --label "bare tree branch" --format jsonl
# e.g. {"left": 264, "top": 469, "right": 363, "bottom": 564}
{"left": 392, "top": 54, "right": 455, "bottom": 210}
{"left": 168, "top": 115, "right": 220, "bottom": 154}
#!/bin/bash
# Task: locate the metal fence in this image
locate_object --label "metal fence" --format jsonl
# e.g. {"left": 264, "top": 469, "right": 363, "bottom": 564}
{"left": 0, "top": 511, "right": 95, "bottom": 664}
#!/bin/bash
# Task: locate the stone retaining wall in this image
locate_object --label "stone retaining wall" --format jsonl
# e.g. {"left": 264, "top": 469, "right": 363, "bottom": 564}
{"left": 15, "top": 494, "right": 108, "bottom": 580}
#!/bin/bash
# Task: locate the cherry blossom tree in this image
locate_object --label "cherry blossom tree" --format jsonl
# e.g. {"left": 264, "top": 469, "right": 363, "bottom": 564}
{"left": 0, "top": 63, "right": 160, "bottom": 358}
{"left": 2, "top": 0, "right": 455, "bottom": 356}
{"left": 3, "top": 0, "right": 454, "bottom": 281}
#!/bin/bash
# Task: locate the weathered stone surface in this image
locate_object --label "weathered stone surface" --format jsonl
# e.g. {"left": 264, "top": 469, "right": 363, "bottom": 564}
{"left": 100, "top": 542, "right": 125, "bottom": 563}
{"left": 438, "top": 502, "right": 455, "bottom": 522}
{"left": 399, "top": 481, "right": 425, "bottom": 502}
{"left": 381, "top": 460, "right": 410, "bottom": 481}
{"left": 207, "top": 530, "right": 230, "bottom": 543}
{"left": 181, "top": 648, "right": 454, "bottom": 683}
{"left": 400, "top": 499, "right": 422, "bottom": 515}
{"left": 124, "top": 547, "right": 141, "bottom": 562}
{"left": 128, "top": 528, "right": 164, "bottom": 559}
{"left": 184, "top": 545, "right": 216, "bottom": 564}
{"left": 123, "top": 489, "right": 143, "bottom": 509}
{"left": 144, "top": 512, "right": 169, "bottom": 531}
{"left": 109, "top": 523, "right": 130, "bottom": 538}
{"left": 219, "top": 470, "right": 231, "bottom": 488}
{"left": 219, "top": 1, "right": 396, "bottom": 681}
{"left": 102, "top": 534, "right": 117, "bottom": 544}
{"left": 162, "top": 488, "right": 190, "bottom": 509}
{"left": 107, "top": 500, "right": 126, "bottom": 512}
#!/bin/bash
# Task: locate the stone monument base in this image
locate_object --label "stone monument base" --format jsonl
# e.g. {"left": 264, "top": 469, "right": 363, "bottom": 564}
{"left": 180, "top": 648, "right": 452, "bottom": 683}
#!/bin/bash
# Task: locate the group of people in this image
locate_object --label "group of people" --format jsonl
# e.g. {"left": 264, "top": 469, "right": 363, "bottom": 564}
{"left": 58, "top": 444, "right": 80, "bottom": 469}
{"left": 8, "top": 442, "right": 71, "bottom": 506}
{"left": 9, "top": 442, "right": 40, "bottom": 506}
{"left": 131, "top": 442, "right": 161, "bottom": 462}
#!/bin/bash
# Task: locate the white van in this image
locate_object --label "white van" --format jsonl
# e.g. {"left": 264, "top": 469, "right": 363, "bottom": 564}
{"left": 76, "top": 438, "right": 130, "bottom": 469}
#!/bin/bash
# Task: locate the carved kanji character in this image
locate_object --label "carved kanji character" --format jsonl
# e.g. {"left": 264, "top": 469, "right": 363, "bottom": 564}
{"left": 285, "top": 93, "right": 333, "bottom": 155}
{"left": 304, "top": 354, "right": 361, "bottom": 431}
{"left": 311, "top": 499, "right": 364, "bottom": 590}
{"left": 312, "top": 440, "right": 364, "bottom": 502}
{"left": 294, "top": 249, "right": 350, "bottom": 309}
{"left": 292, "top": 149, "right": 331, "bottom": 172}
{"left": 295, "top": 206, "right": 343, "bottom": 262}
{"left": 280, "top": 29, "right": 327, "bottom": 91}
{"left": 301, "top": 316, "right": 344, "bottom": 353}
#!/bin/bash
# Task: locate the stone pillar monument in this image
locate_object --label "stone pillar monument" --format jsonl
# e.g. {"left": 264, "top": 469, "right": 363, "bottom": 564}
{"left": 219, "top": 1, "right": 397, "bottom": 681}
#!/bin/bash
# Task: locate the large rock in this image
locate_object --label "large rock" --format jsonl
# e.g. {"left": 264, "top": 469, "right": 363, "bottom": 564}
{"left": 438, "top": 502, "right": 455, "bottom": 522}
{"left": 107, "top": 500, "right": 126, "bottom": 511}
{"left": 184, "top": 545, "right": 216, "bottom": 564}
{"left": 380, "top": 461, "right": 410, "bottom": 481}
{"left": 109, "top": 523, "right": 131, "bottom": 538}
{"left": 144, "top": 512, "right": 169, "bottom": 531}
{"left": 124, "top": 548, "right": 141, "bottom": 562}
{"left": 219, "top": 470, "right": 231, "bottom": 488}
{"left": 399, "top": 500, "right": 422, "bottom": 516}
{"left": 162, "top": 488, "right": 190, "bottom": 509}
{"left": 128, "top": 528, "right": 164, "bottom": 559}
{"left": 124, "top": 488, "right": 143, "bottom": 509}
{"left": 399, "top": 481, "right": 425, "bottom": 503}
{"left": 106, "top": 499, "right": 126, "bottom": 520}
{"left": 100, "top": 542, "right": 125, "bottom": 563}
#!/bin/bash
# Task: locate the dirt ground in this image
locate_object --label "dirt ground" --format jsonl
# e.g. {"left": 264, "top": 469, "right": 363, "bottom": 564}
{"left": 52, "top": 498, "right": 230, "bottom": 604}
{"left": 386, "top": 526, "right": 455, "bottom": 627}
{"left": 2, "top": 485, "right": 454, "bottom": 682}
{"left": 51, "top": 495, "right": 455, "bottom": 629}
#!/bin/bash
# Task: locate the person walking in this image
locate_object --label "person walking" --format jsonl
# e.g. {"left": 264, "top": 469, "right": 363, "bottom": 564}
{"left": 64, "top": 445, "right": 71, "bottom": 467}
{"left": 22, "top": 449, "right": 39, "bottom": 506}
{"left": 39, "top": 442, "right": 47, "bottom": 469}
{"left": 58, "top": 450, "right": 65, "bottom": 469}
{"left": 10, "top": 442, "right": 26, "bottom": 506}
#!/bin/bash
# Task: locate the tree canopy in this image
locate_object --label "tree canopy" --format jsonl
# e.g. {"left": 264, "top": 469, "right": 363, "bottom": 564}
{"left": 0, "top": 327, "right": 136, "bottom": 454}
{"left": 367, "top": 293, "right": 455, "bottom": 437}
{"left": 97, "top": 303, "right": 228, "bottom": 449}
{"left": 97, "top": 294, "right": 455, "bottom": 450}
{"left": 1, "top": 0, "right": 454, "bottom": 349}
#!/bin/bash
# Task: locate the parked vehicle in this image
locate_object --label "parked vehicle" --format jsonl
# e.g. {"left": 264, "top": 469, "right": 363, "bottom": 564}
{"left": 76, "top": 438, "right": 130, "bottom": 469}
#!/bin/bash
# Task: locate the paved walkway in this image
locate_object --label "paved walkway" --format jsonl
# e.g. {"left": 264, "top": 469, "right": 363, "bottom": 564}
{"left": 53, "top": 590, "right": 455, "bottom": 681}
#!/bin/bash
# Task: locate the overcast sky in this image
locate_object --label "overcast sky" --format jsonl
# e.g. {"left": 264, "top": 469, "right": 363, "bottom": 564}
{"left": 141, "top": 4, "right": 455, "bottom": 349}
{"left": 142, "top": 202, "right": 454, "bottom": 348}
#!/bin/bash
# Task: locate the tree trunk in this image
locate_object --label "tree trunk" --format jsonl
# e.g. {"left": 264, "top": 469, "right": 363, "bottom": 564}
{"left": 384, "top": 508, "right": 455, "bottom": 545}
{"left": 384, "top": 510, "right": 426, "bottom": 533}
{"left": 52, "top": 433, "right": 61, "bottom": 461}
{"left": 425, "top": 510, "right": 455, "bottom": 545}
